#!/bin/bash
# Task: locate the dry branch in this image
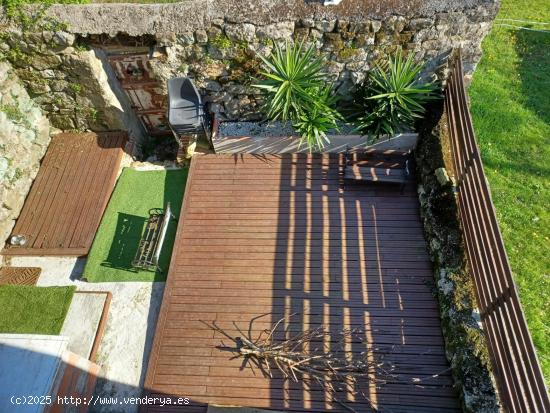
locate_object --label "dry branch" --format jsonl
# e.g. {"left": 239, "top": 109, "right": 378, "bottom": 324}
{"left": 202, "top": 313, "right": 398, "bottom": 412}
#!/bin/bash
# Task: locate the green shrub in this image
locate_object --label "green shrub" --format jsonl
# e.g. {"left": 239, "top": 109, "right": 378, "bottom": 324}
{"left": 351, "top": 51, "right": 439, "bottom": 139}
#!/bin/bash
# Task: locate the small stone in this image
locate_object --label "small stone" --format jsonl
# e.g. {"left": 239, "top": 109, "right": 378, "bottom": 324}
{"left": 226, "top": 84, "right": 250, "bottom": 95}
{"left": 203, "top": 62, "right": 228, "bottom": 78}
{"left": 346, "top": 61, "right": 368, "bottom": 71}
{"left": 48, "top": 114, "right": 75, "bottom": 130}
{"left": 180, "top": 32, "right": 195, "bottom": 45}
{"left": 225, "top": 23, "right": 256, "bottom": 42}
{"left": 41, "top": 31, "right": 53, "bottom": 44}
{"left": 309, "top": 28, "right": 323, "bottom": 40}
{"left": 435, "top": 167, "right": 451, "bottom": 186}
{"left": 409, "top": 18, "right": 433, "bottom": 30}
{"left": 50, "top": 80, "right": 68, "bottom": 92}
{"left": 204, "top": 80, "right": 222, "bottom": 92}
{"left": 423, "top": 39, "right": 441, "bottom": 50}
{"left": 326, "top": 61, "right": 345, "bottom": 74}
{"left": 28, "top": 81, "right": 50, "bottom": 95}
{"left": 314, "top": 20, "right": 336, "bottom": 33}
{"left": 194, "top": 29, "right": 208, "bottom": 44}
{"left": 322, "top": 33, "right": 343, "bottom": 51}
{"left": 294, "top": 27, "right": 309, "bottom": 42}
{"left": 52, "top": 31, "right": 75, "bottom": 47}
{"left": 370, "top": 20, "right": 382, "bottom": 33}
{"left": 212, "top": 18, "right": 225, "bottom": 28}
{"left": 30, "top": 54, "right": 62, "bottom": 71}
{"left": 206, "top": 45, "right": 231, "bottom": 60}
{"left": 354, "top": 34, "right": 375, "bottom": 47}
{"left": 157, "top": 32, "right": 177, "bottom": 45}
{"left": 256, "top": 22, "right": 295, "bottom": 40}
{"left": 224, "top": 98, "right": 244, "bottom": 119}
{"left": 207, "top": 26, "right": 223, "bottom": 39}
{"left": 208, "top": 102, "right": 223, "bottom": 114}
{"left": 350, "top": 71, "right": 365, "bottom": 85}
{"left": 388, "top": 16, "right": 407, "bottom": 33}
{"left": 336, "top": 20, "right": 349, "bottom": 31}
{"left": 348, "top": 22, "right": 370, "bottom": 33}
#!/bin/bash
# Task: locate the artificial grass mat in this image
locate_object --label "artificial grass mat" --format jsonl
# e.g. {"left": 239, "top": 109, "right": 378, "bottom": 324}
{"left": 0, "top": 285, "right": 75, "bottom": 335}
{"left": 83, "top": 168, "right": 188, "bottom": 282}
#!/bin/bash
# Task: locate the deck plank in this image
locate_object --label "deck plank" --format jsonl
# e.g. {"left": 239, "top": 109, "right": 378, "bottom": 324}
{"left": 2, "top": 132, "right": 126, "bottom": 256}
{"left": 143, "top": 154, "right": 458, "bottom": 412}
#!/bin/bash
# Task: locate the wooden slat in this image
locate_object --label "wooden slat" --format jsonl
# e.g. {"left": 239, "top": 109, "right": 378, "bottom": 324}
{"left": 2, "top": 132, "right": 126, "bottom": 256}
{"left": 143, "top": 154, "right": 458, "bottom": 412}
{"left": 445, "top": 53, "right": 550, "bottom": 412}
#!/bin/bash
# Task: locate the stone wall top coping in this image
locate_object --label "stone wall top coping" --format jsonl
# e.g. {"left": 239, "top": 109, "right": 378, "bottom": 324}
{"left": 0, "top": 0, "right": 498, "bottom": 36}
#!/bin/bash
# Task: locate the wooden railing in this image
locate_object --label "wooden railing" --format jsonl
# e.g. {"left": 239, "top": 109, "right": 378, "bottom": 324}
{"left": 445, "top": 52, "right": 549, "bottom": 412}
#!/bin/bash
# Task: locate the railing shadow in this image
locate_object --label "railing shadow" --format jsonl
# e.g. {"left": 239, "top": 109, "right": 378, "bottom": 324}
{"left": 269, "top": 154, "right": 458, "bottom": 412}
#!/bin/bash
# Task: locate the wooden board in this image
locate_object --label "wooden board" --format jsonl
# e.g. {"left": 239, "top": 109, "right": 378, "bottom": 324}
{"left": 143, "top": 154, "right": 459, "bottom": 413}
{"left": 2, "top": 132, "right": 126, "bottom": 256}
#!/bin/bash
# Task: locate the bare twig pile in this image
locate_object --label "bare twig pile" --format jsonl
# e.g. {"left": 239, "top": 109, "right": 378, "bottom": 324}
{"left": 201, "top": 314, "right": 396, "bottom": 412}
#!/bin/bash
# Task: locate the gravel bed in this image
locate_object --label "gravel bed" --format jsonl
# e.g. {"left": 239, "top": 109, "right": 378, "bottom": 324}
{"left": 219, "top": 121, "right": 358, "bottom": 137}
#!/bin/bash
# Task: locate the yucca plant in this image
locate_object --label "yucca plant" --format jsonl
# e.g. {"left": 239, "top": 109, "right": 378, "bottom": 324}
{"left": 253, "top": 41, "right": 327, "bottom": 121}
{"left": 351, "top": 51, "right": 439, "bottom": 139}
{"left": 253, "top": 41, "right": 342, "bottom": 150}
{"left": 293, "top": 86, "right": 341, "bottom": 150}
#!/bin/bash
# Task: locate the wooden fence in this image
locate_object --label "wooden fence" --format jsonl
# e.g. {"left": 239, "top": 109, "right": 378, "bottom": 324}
{"left": 445, "top": 53, "right": 549, "bottom": 412}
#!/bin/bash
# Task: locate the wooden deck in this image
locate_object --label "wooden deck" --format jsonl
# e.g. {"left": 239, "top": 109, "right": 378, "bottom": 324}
{"left": 144, "top": 154, "right": 459, "bottom": 413}
{"left": 2, "top": 132, "right": 126, "bottom": 256}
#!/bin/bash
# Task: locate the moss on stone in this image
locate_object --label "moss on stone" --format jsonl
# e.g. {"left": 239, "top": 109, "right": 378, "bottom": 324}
{"left": 338, "top": 45, "right": 360, "bottom": 60}
{"left": 209, "top": 33, "right": 232, "bottom": 49}
{"left": 415, "top": 100, "right": 500, "bottom": 413}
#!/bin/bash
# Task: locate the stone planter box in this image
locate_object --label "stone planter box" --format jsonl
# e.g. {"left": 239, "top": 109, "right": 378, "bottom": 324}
{"left": 213, "top": 120, "right": 418, "bottom": 153}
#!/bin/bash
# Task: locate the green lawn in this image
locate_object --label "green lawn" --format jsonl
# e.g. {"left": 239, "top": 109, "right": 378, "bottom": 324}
{"left": 0, "top": 285, "right": 75, "bottom": 334}
{"left": 469, "top": 0, "right": 550, "bottom": 383}
{"left": 83, "top": 168, "right": 188, "bottom": 282}
{"left": 91, "top": 0, "right": 178, "bottom": 3}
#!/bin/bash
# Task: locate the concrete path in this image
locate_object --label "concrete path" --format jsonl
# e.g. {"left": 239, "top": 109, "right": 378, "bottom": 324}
{"left": 6, "top": 256, "right": 165, "bottom": 413}
{"left": 61, "top": 291, "right": 106, "bottom": 359}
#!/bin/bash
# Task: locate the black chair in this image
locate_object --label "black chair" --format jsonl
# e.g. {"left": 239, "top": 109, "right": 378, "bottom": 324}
{"left": 167, "top": 77, "right": 204, "bottom": 136}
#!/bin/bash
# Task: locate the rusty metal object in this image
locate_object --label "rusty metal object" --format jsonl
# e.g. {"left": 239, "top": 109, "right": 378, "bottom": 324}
{"left": 107, "top": 52, "right": 171, "bottom": 137}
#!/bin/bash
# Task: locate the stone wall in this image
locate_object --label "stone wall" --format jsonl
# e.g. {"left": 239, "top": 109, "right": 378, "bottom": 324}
{"left": 0, "top": 0, "right": 499, "bottom": 123}
{"left": 143, "top": 0, "right": 500, "bottom": 120}
{"left": 415, "top": 100, "right": 500, "bottom": 412}
{"left": 0, "top": 61, "right": 50, "bottom": 245}
{"left": 0, "top": 27, "right": 146, "bottom": 147}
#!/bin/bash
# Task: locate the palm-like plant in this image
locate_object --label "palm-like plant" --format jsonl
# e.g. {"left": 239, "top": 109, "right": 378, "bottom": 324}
{"left": 293, "top": 86, "right": 341, "bottom": 149}
{"left": 254, "top": 41, "right": 327, "bottom": 121}
{"left": 352, "top": 51, "right": 439, "bottom": 138}
{"left": 253, "top": 41, "right": 342, "bottom": 150}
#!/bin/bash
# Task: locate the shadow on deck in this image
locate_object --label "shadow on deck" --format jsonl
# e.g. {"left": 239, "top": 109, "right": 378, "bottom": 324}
{"left": 142, "top": 154, "right": 459, "bottom": 413}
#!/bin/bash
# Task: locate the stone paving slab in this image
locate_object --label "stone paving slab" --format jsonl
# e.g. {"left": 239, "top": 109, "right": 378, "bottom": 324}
{"left": 60, "top": 292, "right": 107, "bottom": 360}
